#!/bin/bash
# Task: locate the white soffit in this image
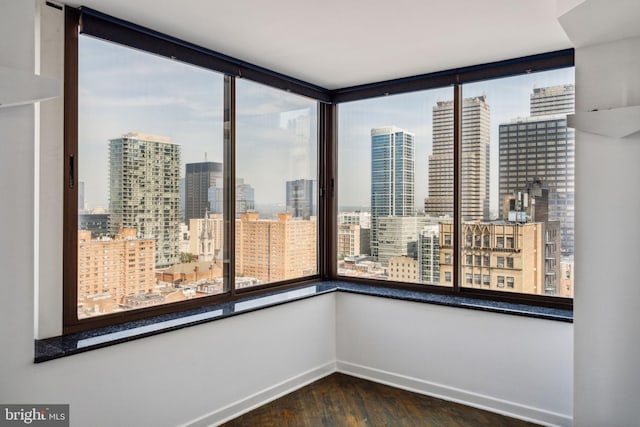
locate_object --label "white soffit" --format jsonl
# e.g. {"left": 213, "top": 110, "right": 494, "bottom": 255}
{"left": 558, "top": 0, "right": 640, "bottom": 48}
{"left": 66, "top": 0, "right": 573, "bottom": 89}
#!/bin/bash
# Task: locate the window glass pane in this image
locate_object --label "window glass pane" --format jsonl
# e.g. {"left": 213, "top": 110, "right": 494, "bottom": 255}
{"left": 337, "top": 88, "right": 453, "bottom": 286}
{"left": 461, "top": 68, "right": 574, "bottom": 297}
{"left": 235, "top": 79, "right": 318, "bottom": 288}
{"left": 77, "top": 35, "right": 225, "bottom": 319}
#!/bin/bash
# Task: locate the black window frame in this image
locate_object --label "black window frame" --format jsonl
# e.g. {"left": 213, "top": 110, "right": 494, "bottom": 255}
{"left": 63, "top": 6, "right": 573, "bottom": 333}
{"left": 63, "top": 7, "right": 329, "bottom": 333}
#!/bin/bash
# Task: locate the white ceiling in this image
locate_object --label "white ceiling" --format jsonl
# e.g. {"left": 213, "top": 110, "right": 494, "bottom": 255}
{"left": 65, "top": 0, "right": 574, "bottom": 90}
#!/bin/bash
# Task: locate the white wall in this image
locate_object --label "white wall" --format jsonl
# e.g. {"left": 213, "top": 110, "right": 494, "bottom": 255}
{"left": 336, "top": 293, "right": 573, "bottom": 426}
{"left": 573, "top": 36, "right": 640, "bottom": 426}
{"left": 0, "top": 2, "right": 336, "bottom": 426}
{"left": 1, "top": 2, "right": 577, "bottom": 427}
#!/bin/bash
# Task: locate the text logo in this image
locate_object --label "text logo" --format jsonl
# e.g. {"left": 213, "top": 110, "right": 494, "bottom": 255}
{"left": 1, "top": 405, "right": 68, "bottom": 427}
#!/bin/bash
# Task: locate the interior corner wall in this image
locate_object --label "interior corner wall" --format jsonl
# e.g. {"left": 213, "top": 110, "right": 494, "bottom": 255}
{"left": 573, "top": 36, "right": 640, "bottom": 426}
{"left": 335, "top": 293, "right": 573, "bottom": 427}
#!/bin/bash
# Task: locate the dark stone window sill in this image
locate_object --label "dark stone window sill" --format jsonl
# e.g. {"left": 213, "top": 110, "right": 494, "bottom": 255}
{"left": 35, "top": 281, "right": 572, "bottom": 363}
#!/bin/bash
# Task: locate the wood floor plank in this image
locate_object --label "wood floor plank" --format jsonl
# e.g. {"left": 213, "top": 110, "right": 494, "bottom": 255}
{"left": 221, "top": 373, "right": 539, "bottom": 427}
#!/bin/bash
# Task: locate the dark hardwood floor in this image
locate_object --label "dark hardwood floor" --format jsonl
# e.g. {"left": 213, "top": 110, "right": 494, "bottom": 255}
{"left": 220, "top": 373, "right": 539, "bottom": 426}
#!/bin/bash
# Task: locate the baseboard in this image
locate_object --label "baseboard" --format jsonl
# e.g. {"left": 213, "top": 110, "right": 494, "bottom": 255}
{"left": 183, "top": 360, "right": 337, "bottom": 427}
{"left": 336, "top": 360, "right": 572, "bottom": 427}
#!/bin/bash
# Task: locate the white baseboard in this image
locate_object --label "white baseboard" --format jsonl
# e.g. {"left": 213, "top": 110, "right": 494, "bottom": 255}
{"left": 336, "top": 360, "right": 572, "bottom": 427}
{"left": 183, "top": 360, "right": 337, "bottom": 427}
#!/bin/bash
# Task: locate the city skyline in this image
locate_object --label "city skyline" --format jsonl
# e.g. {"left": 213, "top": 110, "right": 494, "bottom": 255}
{"left": 79, "top": 34, "right": 316, "bottom": 211}
{"left": 79, "top": 34, "right": 574, "bottom": 217}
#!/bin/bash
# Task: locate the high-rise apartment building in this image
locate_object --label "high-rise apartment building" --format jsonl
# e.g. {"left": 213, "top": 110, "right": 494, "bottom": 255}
{"left": 77, "top": 229, "right": 156, "bottom": 317}
{"left": 235, "top": 212, "right": 316, "bottom": 283}
{"left": 370, "top": 126, "right": 415, "bottom": 258}
{"left": 499, "top": 85, "right": 575, "bottom": 254}
{"left": 185, "top": 161, "right": 223, "bottom": 224}
{"left": 425, "top": 96, "right": 490, "bottom": 220}
{"left": 286, "top": 179, "right": 316, "bottom": 219}
{"left": 108, "top": 132, "right": 181, "bottom": 268}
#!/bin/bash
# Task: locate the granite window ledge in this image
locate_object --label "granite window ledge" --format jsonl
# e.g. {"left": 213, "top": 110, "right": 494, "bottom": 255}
{"left": 34, "top": 281, "right": 573, "bottom": 363}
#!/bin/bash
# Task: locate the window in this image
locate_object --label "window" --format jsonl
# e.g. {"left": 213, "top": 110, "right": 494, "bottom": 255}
{"left": 236, "top": 79, "right": 318, "bottom": 288}
{"left": 337, "top": 86, "right": 452, "bottom": 287}
{"left": 64, "top": 8, "right": 572, "bottom": 333}
{"left": 75, "top": 34, "right": 226, "bottom": 320}
{"left": 64, "top": 10, "right": 321, "bottom": 331}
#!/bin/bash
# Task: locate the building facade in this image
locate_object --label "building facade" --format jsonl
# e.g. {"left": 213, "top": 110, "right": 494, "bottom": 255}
{"left": 286, "top": 179, "right": 316, "bottom": 219}
{"left": 189, "top": 214, "right": 224, "bottom": 262}
{"left": 376, "top": 216, "right": 431, "bottom": 267}
{"left": 425, "top": 96, "right": 490, "bottom": 220}
{"left": 79, "top": 213, "right": 109, "bottom": 237}
{"left": 417, "top": 225, "right": 440, "bottom": 285}
{"left": 388, "top": 256, "right": 419, "bottom": 283}
{"left": 184, "top": 161, "right": 223, "bottom": 224}
{"left": 370, "top": 126, "right": 415, "bottom": 258}
{"left": 108, "top": 132, "right": 181, "bottom": 268}
{"left": 235, "top": 212, "right": 316, "bottom": 284}
{"left": 236, "top": 178, "right": 255, "bottom": 215}
{"left": 77, "top": 229, "right": 156, "bottom": 317}
{"left": 338, "top": 223, "right": 361, "bottom": 259}
{"left": 499, "top": 85, "right": 575, "bottom": 254}
{"left": 439, "top": 221, "right": 561, "bottom": 295}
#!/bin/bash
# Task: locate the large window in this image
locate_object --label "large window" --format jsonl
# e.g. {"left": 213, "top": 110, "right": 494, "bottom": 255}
{"left": 336, "top": 68, "right": 575, "bottom": 302}
{"left": 235, "top": 79, "right": 318, "bottom": 288}
{"left": 461, "top": 68, "right": 574, "bottom": 297}
{"left": 64, "top": 9, "right": 321, "bottom": 331}
{"left": 64, "top": 7, "right": 572, "bottom": 333}
{"left": 76, "top": 34, "right": 226, "bottom": 319}
{"left": 337, "top": 88, "right": 453, "bottom": 286}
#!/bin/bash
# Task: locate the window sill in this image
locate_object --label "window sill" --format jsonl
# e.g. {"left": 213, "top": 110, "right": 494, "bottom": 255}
{"left": 34, "top": 281, "right": 573, "bottom": 363}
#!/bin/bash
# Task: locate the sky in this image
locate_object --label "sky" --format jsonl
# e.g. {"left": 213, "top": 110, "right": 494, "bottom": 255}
{"left": 79, "top": 35, "right": 316, "bottom": 211}
{"left": 78, "top": 34, "right": 574, "bottom": 216}
{"left": 338, "top": 67, "right": 575, "bottom": 214}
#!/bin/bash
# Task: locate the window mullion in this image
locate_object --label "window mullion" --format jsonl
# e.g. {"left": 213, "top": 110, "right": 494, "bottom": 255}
{"left": 224, "top": 75, "right": 236, "bottom": 296}
{"left": 453, "top": 84, "right": 462, "bottom": 293}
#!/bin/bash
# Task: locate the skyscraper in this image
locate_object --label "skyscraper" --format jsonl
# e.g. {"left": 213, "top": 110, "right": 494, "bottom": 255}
{"left": 236, "top": 178, "right": 255, "bottom": 216}
{"left": 286, "top": 179, "right": 316, "bottom": 219}
{"left": 185, "top": 161, "right": 223, "bottom": 224}
{"left": 530, "top": 84, "right": 575, "bottom": 117}
{"left": 108, "top": 132, "right": 181, "bottom": 268}
{"left": 425, "top": 96, "right": 490, "bottom": 220}
{"left": 499, "top": 84, "right": 575, "bottom": 253}
{"left": 370, "top": 126, "right": 415, "bottom": 258}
